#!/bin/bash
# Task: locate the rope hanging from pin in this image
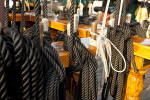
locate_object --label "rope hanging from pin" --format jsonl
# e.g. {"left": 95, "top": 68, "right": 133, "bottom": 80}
{"left": 62, "top": 0, "right": 98, "bottom": 99}
{"left": 34, "top": 0, "right": 40, "bottom": 47}
{"left": 0, "top": 0, "right": 66, "bottom": 99}
{"left": 101, "top": 0, "right": 147, "bottom": 99}
{"left": 5, "top": 0, "right": 9, "bottom": 28}
{"left": 42, "top": 0, "right": 52, "bottom": 42}
{"left": 43, "top": 0, "right": 48, "bottom": 18}
{"left": 20, "top": 0, "right": 25, "bottom": 34}
{"left": 12, "top": 0, "right": 16, "bottom": 27}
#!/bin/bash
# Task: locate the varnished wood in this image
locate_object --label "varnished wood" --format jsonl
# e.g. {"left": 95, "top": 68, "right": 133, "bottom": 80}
{"left": 51, "top": 41, "right": 96, "bottom": 67}
{"left": 9, "top": 13, "right": 90, "bottom": 38}
{"left": 29, "top": 3, "right": 34, "bottom": 7}
{"left": 52, "top": 36, "right": 150, "bottom": 68}
{"left": 124, "top": 56, "right": 146, "bottom": 100}
{"left": 133, "top": 36, "right": 150, "bottom": 60}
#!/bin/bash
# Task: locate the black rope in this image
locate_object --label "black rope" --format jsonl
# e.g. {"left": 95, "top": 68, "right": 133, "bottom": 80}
{"left": 63, "top": 30, "right": 98, "bottom": 99}
{"left": 0, "top": 44, "right": 9, "bottom": 100}
{"left": 0, "top": 0, "right": 66, "bottom": 99}
{"left": 20, "top": 0, "right": 25, "bottom": 34}
{"left": 101, "top": 0, "right": 147, "bottom": 99}
{"left": 34, "top": 0, "right": 40, "bottom": 47}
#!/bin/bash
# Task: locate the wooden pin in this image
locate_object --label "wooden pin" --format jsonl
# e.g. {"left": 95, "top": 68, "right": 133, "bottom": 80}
{"left": 91, "top": 22, "right": 97, "bottom": 40}
{"left": 67, "top": 22, "right": 71, "bottom": 36}
{"left": 42, "top": 18, "right": 49, "bottom": 32}
{"left": 97, "top": 11, "right": 102, "bottom": 24}
{"left": 39, "top": 22, "right": 44, "bottom": 46}
{"left": 126, "top": 13, "right": 132, "bottom": 23}
{"left": 108, "top": 13, "right": 115, "bottom": 27}
{"left": 74, "top": 14, "right": 79, "bottom": 32}
{"left": 146, "top": 25, "right": 150, "bottom": 38}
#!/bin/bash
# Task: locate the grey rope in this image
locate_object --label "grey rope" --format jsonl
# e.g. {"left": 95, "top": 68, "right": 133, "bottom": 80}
{"left": 101, "top": 0, "right": 147, "bottom": 99}
{"left": 5, "top": 0, "right": 9, "bottom": 28}
{"left": 43, "top": 0, "right": 48, "bottom": 18}
{"left": 68, "top": 0, "right": 75, "bottom": 66}
{"left": 12, "top": 0, "right": 16, "bottom": 28}
{"left": 34, "top": 0, "right": 40, "bottom": 47}
{"left": 20, "top": 0, "right": 25, "bottom": 34}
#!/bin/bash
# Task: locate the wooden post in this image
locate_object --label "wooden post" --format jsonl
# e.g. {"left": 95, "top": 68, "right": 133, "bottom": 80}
{"left": 124, "top": 56, "right": 147, "bottom": 100}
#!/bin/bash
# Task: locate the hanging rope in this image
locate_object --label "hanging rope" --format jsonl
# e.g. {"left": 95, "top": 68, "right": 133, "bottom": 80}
{"left": 101, "top": 0, "right": 147, "bottom": 99}
{"left": 12, "top": 0, "right": 16, "bottom": 27}
{"left": 61, "top": 0, "right": 98, "bottom": 99}
{"left": 5, "top": 0, "right": 9, "bottom": 28}
{"left": 43, "top": 0, "right": 48, "bottom": 18}
{"left": 0, "top": 0, "right": 66, "bottom": 99}
{"left": 0, "top": 38, "right": 9, "bottom": 100}
{"left": 20, "top": 0, "right": 25, "bottom": 34}
{"left": 34, "top": 0, "right": 40, "bottom": 47}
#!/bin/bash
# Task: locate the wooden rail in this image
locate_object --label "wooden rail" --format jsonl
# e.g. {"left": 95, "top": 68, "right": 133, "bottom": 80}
{"left": 9, "top": 13, "right": 90, "bottom": 38}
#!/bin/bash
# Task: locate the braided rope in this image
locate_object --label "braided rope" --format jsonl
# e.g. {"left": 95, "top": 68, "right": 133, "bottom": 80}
{"left": 43, "top": 0, "right": 48, "bottom": 18}
{"left": 29, "top": 41, "right": 38, "bottom": 100}
{"left": 68, "top": 0, "right": 75, "bottom": 66}
{"left": 34, "top": 0, "right": 40, "bottom": 47}
{"left": 37, "top": 51, "right": 44, "bottom": 100}
{"left": 5, "top": 28, "right": 23, "bottom": 66}
{"left": 102, "top": 1, "right": 147, "bottom": 99}
{"left": 0, "top": 35, "right": 12, "bottom": 67}
{"left": 20, "top": 0, "right": 25, "bottom": 34}
{"left": 5, "top": 0, "right": 9, "bottom": 28}
{"left": 12, "top": 0, "right": 16, "bottom": 28}
{"left": 21, "top": 41, "right": 31, "bottom": 100}
{"left": 63, "top": 30, "right": 98, "bottom": 99}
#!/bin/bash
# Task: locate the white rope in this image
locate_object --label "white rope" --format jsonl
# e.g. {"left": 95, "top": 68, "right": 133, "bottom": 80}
{"left": 118, "top": 0, "right": 124, "bottom": 25}
{"left": 94, "top": 0, "right": 126, "bottom": 83}
{"left": 95, "top": 35, "right": 126, "bottom": 73}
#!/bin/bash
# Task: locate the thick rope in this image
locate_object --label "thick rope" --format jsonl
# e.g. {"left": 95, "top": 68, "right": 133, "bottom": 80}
{"left": 0, "top": 48, "right": 8, "bottom": 100}
{"left": 63, "top": 31, "right": 98, "bottom": 100}
{"left": 101, "top": 0, "right": 147, "bottom": 99}
{"left": 21, "top": 37, "right": 31, "bottom": 100}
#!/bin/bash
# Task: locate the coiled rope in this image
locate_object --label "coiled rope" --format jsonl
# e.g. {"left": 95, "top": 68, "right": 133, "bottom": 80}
{"left": 0, "top": 0, "right": 66, "bottom": 99}
{"left": 61, "top": 0, "right": 98, "bottom": 99}
{"left": 101, "top": 0, "right": 147, "bottom": 100}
